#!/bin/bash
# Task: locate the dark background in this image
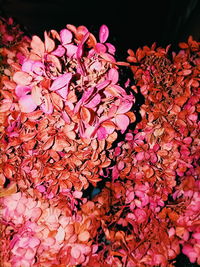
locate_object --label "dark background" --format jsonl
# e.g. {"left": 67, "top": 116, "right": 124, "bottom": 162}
{"left": 1, "top": 0, "right": 200, "bottom": 57}
{"left": 0, "top": 1, "right": 200, "bottom": 266}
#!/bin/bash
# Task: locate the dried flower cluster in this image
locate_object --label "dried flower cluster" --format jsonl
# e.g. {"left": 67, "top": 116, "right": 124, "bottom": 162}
{"left": 0, "top": 17, "right": 199, "bottom": 267}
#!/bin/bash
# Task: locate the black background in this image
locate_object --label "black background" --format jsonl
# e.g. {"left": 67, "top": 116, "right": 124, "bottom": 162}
{"left": 0, "top": 1, "right": 200, "bottom": 266}
{"left": 1, "top": 0, "right": 200, "bottom": 57}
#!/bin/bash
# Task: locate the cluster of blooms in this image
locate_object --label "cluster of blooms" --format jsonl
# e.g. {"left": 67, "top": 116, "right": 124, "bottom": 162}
{"left": 0, "top": 16, "right": 199, "bottom": 266}
{"left": 97, "top": 37, "right": 199, "bottom": 266}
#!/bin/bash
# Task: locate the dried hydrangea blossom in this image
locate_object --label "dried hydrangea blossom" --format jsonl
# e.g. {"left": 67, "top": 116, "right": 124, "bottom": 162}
{"left": 1, "top": 16, "right": 199, "bottom": 267}
{"left": 0, "top": 22, "right": 136, "bottom": 199}
{"left": 11, "top": 24, "right": 135, "bottom": 140}
{"left": 90, "top": 37, "right": 200, "bottom": 266}
{"left": 0, "top": 192, "right": 102, "bottom": 266}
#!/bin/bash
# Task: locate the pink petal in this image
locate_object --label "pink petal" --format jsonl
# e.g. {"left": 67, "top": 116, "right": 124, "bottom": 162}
{"left": 97, "top": 126, "right": 107, "bottom": 140}
{"left": 115, "top": 114, "right": 130, "bottom": 132}
{"left": 29, "top": 237, "right": 40, "bottom": 248}
{"left": 95, "top": 43, "right": 107, "bottom": 53}
{"left": 105, "top": 42, "right": 116, "bottom": 54}
{"left": 44, "top": 31, "right": 55, "bottom": 52}
{"left": 71, "top": 247, "right": 81, "bottom": 259}
{"left": 22, "top": 60, "right": 34, "bottom": 72}
{"left": 60, "top": 29, "right": 73, "bottom": 44}
{"left": 108, "top": 68, "right": 119, "bottom": 84}
{"left": 32, "top": 61, "right": 45, "bottom": 75}
{"left": 100, "top": 52, "right": 116, "bottom": 62}
{"left": 19, "top": 95, "right": 37, "bottom": 113}
{"left": 65, "top": 44, "right": 78, "bottom": 57}
{"left": 24, "top": 247, "right": 35, "bottom": 260}
{"left": 96, "top": 79, "right": 110, "bottom": 90}
{"left": 136, "top": 151, "right": 144, "bottom": 161}
{"left": 15, "top": 85, "right": 31, "bottom": 98}
{"left": 30, "top": 207, "right": 42, "bottom": 221}
{"left": 73, "top": 191, "right": 83, "bottom": 198}
{"left": 62, "top": 110, "right": 71, "bottom": 124}
{"left": 52, "top": 45, "right": 66, "bottom": 57}
{"left": 85, "top": 94, "right": 101, "bottom": 109}
{"left": 50, "top": 73, "right": 72, "bottom": 91}
{"left": 13, "top": 71, "right": 32, "bottom": 86}
{"left": 99, "top": 24, "right": 109, "bottom": 43}
{"left": 40, "top": 94, "right": 53, "bottom": 114}
{"left": 77, "top": 31, "right": 90, "bottom": 59}
{"left": 57, "top": 85, "right": 69, "bottom": 99}
{"left": 117, "top": 100, "right": 133, "bottom": 114}
{"left": 55, "top": 226, "right": 65, "bottom": 242}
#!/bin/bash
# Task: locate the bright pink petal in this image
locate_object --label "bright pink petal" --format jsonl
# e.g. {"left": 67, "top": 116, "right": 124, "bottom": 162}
{"left": 22, "top": 60, "right": 34, "bottom": 72}
{"left": 95, "top": 43, "right": 107, "bottom": 53}
{"left": 136, "top": 151, "right": 144, "bottom": 161}
{"left": 19, "top": 95, "right": 37, "bottom": 113}
{"left": 65, "top": 44, "right": 77, "bottom": 57}
{"left": 85, "top": 94, "right": 101, "bottom": 109}
{"left": 15, "top": 85, "right": 31, "bottom": 98}
{"left": 50, "top": 73, "right": 72, "bottom": 91}
{"left": 77, "top": 31, "right": 90, "bottom": 59}
{"left": 115, "top": 114, "right": 130, "bottom": 132}
{"left": 96, "top": 80, "right": 110, "bottom": 90}
{"left": 97, "top": 126, "right": 107, "bottom": 140}
{"left": 117, "top": 100, "right": 133, "bottom": 114}
{"left": 105, "top": 42, "right": 116, "bottom": 54}
{"left": 108, "top": 68, "right": 119, "bottom": 84}
{"left": 57, "top": 86, "right": 68, "bottom": 99}
{"left": 52, "top": 45, "right": 65, "bottom": 57}
{"left": 99, "top": 24, "right": 109, "bottom": 43}
{"left": 100, "top": 52, "right": 116, "bottom": 62}
{"left": 32, "top": 61, "right": 45, "bottom": 75}
{"left": 60, "top": 29, "right": 73, "bottom": 44}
